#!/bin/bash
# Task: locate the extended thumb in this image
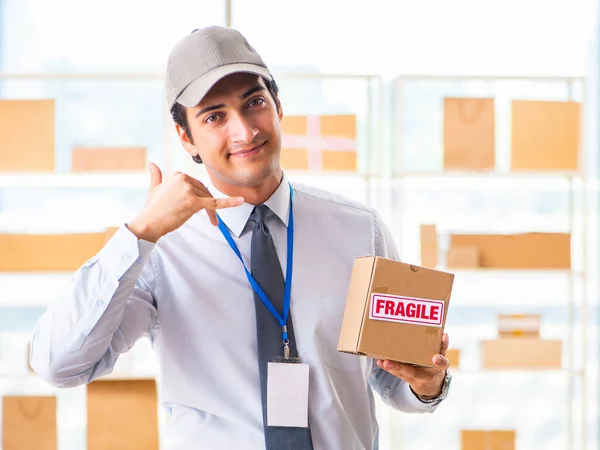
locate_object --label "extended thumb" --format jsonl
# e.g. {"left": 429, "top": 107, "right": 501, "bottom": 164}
{"left": 148, "top": 162, "right": 162, "bottom": 188}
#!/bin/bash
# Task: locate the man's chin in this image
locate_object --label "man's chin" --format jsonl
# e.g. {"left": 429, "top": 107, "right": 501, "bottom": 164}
{"left": 212, "top": 162, "right": 281, "bottom": 188}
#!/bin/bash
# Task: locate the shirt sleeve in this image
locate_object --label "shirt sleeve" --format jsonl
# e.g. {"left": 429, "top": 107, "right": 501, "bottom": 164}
{"left": 30, "top": 224, "right": 158, "bottom": 388}
{"left": 373, "top": 211, "right": 400, "bottom": 261}
{"left": 369, "top": 211, "right": 440, "bottom": 413}
{"left": 368, "top": 359, "right": 438, "bottom": 413}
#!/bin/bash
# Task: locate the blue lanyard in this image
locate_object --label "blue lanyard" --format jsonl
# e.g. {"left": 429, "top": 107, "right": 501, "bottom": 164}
{"left": 216, "top": 184, "right": 294, "bottom": 359}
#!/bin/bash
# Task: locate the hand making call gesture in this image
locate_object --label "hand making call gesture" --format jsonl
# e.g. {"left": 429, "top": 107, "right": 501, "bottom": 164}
{"left": 127, "top": 163, "right": 244, "bottom": 242}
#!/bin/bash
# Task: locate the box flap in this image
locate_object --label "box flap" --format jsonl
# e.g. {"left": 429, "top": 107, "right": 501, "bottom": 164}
{"left": 337, "top": 256, "right": 376, "bottom": 355}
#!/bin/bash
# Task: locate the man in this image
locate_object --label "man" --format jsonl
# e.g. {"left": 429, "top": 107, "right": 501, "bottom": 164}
{"left": 30, "top": 26, "right": 452, "bottom": 450}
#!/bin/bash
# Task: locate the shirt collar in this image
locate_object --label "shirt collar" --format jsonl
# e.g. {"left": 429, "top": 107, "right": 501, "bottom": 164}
{"left": 206, "top": 172, "right": 291, "bottom": 238}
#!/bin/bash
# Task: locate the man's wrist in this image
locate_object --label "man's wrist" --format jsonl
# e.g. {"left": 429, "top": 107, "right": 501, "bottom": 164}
{"left": 411, "top": 370, "right": 452, "bottom": 404}
{"left": 419, "top": 391, "right": 442, "bottom": 401}
{"left": 127, "top": 219, "right": 162, "bottom": 243}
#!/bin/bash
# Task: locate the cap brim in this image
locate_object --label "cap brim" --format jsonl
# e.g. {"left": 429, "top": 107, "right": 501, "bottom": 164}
{"left": 175, "top": 63, "right": 272, "bottom": 108}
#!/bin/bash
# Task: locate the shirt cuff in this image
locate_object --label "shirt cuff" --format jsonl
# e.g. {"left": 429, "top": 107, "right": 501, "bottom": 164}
{"left": 98, "top": 224, "right": 156, "bottom": 281}
{"left": 393, "top": 381, "right": 439, "bottom": 412}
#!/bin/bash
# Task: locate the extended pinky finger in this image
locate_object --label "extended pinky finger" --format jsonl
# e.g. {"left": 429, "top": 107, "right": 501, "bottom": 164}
{"left": 209, "top": 197, "right": 245, "bottom": 209}
{"left": 206, "top": 209, "right": 218, "bottom": 226}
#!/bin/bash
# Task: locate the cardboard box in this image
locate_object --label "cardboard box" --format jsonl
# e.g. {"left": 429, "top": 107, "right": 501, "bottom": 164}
{"left": 446, "top": 348, "right": 461, "bottom": 369}
{"left": 2, "top": 396, "right": 57, "bottom": 450}
{"left": 447, "top": 245, "right": 480, "bottom": 268}
{"left": 0, "top": 99, "right": 55, "bottom": 172}
{"left": 420, "top": 224, "right": 438, "bottom": 268}
{"left": 87, "top": 379, "right": 159, "bottom": 450}
{"left": 449, "top": 232, "right": 571, "bottom": 269}
{"left": 280, "top": 114, "right": 357, "bottom": 171}
{"left": 338, "top": 257, "right": 454, "bottom": 367}
{"left": 0, "top": 231, "right": 111, "bottom": 271}
{"left": 72, "top": 146, "right": 147, "bottom": 172}
{"left": 481, "top": 339, "right": 562, "bottom": 369}
{"left": 461, "top": 430, "right": 516, "bottom": 450}
{"left": 444, "top": 97, "right": 496, "bottom": 171}
{"left": 497, "top": 314, "right": 540, "bottom": 339}
{"left": 511, "top": 100, "right": 580, "bottom": 171}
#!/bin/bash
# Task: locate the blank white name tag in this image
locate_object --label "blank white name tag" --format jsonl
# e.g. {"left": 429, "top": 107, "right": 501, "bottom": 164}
{"left": 267, "top": 362, "right": 310, "bottom": 428}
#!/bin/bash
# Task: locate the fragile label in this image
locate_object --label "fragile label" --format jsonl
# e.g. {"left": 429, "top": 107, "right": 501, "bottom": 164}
{"left": 369, "top": 294, "right": 445, "bottom": 327}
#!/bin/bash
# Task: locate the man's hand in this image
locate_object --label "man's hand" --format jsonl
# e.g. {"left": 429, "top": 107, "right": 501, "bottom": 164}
{"left": 128, "top": 162, "right": 244, "bottom": 242}
{"left": 376, "top": 333, "right": 450, "bottom": 399}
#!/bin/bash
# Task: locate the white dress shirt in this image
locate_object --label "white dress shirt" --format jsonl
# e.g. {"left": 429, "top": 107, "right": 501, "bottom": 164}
{"left": 30, "top": 172, "right": 441, "bottom": 450}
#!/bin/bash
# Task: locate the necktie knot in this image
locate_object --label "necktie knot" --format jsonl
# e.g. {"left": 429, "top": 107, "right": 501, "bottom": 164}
{"left": 250, "top": 204, "right": 269, "bottom": 227}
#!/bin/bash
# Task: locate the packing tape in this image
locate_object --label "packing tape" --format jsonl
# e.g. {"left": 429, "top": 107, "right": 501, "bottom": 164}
{"left": 425, "top": 326, "right": 440, "bottom": 335}
{"left": 372, "top": 287, "right": 388, "bottom": 294}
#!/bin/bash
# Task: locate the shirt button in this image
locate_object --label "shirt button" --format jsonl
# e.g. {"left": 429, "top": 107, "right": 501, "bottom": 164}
{"left": 96, "top": 300, "right": 104, "bottom": 307}
{"left": 123, "top": 252, "right": 132, "bottom": 261}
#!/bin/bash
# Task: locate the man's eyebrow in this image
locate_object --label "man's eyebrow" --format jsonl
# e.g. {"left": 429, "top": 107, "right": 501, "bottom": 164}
{"left": 195, "top": 104, "right": 225, "bottom": 118}
{"left": 241, "top": 85, "right": 266, "bottom": 99}
{"left": 194, "top": 85, "right": 265, "bottom": 118}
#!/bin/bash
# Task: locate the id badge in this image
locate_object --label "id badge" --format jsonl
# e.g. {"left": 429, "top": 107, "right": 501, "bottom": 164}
{"left": 266, "top": 362, "right": 310, "bottom": 428}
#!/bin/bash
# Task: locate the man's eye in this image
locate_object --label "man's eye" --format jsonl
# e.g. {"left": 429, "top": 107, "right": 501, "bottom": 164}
{"left": 248, "top": 98, "right": 265, "bottom": 107}
{"left": 205, "top": 114, "right": 221, "bottom": 123}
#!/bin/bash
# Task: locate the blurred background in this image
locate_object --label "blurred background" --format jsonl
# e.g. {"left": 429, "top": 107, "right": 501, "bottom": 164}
{"left": 0, "top": 0, "right": 599, "bottom": 449}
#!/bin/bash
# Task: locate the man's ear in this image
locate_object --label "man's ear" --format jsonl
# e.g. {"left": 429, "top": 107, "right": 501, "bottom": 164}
{"left": 276, "top": 98, "right": 283, "bottom": 122}
{"left": 175, "top": 124, "right": 199, "bottom": 160}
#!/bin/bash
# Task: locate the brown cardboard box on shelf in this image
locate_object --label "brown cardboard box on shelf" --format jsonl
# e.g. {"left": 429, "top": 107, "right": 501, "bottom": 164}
{"left": 2, "top": 396, "right": 57, "bottom": 450}
{"left": 481, "top": 339, "right": 562, "bottom": 369}
{"left": 420, "top": 224, "right": 438, "bottom": 268}
{"left": 87, "top": 378, "right": 159, "bottom": 450}
{"left": 446, "top": 348, "right": 461, "bottom": 369}
{"left": 497, "top": 313, "right": 541, "bottom": 339}
{"left": 461, "top": 429, "right": 516, "bottom": 450}
{"left": 280, "top": 114, "right": 357, "bottom": 171}
{"left": 449, "top": 232, "right": 571, "bottom": 269}
{"left": 0, "top": 230, "right": 114, "bottom": 271}
{"left": 443, "top": 97, "right": 496, "bottom": 171}
{"left": 72, "top": 146, "right": 146, "bottom": 172}
{"left": 511, "top": 100, "right": 580, "bottom": 171}
{"left": 337, "top": 257, "right": 454, "bottom": 368}
{"left": 0, "top": 99, "right": 55, "bottom": 172}
{"left": 447, "top": 245, "right": 480, "bottom": 268}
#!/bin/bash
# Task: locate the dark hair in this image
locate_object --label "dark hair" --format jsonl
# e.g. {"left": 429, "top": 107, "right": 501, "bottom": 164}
{"left": 171, "top": 77, "right": 280, "bottom": 164}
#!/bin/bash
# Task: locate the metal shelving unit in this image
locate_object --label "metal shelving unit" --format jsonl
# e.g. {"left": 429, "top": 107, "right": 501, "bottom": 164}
{"left": 0, "top": 69, "right": 593, "bottom": 449}
{"left": 390, "top": 74, "right": 589, "bottom": 450}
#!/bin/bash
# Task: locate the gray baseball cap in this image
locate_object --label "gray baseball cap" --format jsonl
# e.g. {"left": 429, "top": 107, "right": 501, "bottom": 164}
{"left": 165, "top": 26, "right": 272, "bottom": 109}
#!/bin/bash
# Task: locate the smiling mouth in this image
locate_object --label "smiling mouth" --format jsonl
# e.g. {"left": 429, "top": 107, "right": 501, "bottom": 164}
{"left": 229, "top": 141, "right": 266, "bottom": 158}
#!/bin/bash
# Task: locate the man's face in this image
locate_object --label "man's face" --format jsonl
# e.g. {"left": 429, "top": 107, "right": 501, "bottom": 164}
{"left": 177, "top": 73, "right": 283, "bottom": 187}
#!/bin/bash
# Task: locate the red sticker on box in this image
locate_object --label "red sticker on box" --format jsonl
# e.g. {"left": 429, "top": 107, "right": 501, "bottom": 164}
{"left": 369, "top": 294, "right": 445, "bottom": 327}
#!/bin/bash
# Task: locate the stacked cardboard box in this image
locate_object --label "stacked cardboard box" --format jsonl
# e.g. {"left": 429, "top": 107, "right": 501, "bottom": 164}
{"left": 419, "top": 224, "right": 438, "bottom": 268}
{"left": 446, "top": 348, "right": 461, "bottom": 370}
{"left": 442, "top": 97, "right": 581, "bottom": 172}
{"left": 461, "top": 429, "right": 516, "bottom": 450}
{"left": 72, "top": 146, "right": 147, "bottom": 171}
{"left": 87, "top": 378, "right": 159, "bottom": 450}
{"left": 448, "top": 232, "right": 571, "bottom": 269}
{"left": 511, "top": 100, "right": 580, "bottom": 171}
{"left": 0, "top": 100, "right": 56, "bottom": 172}
{"left": 443, "top": 97, "right": 495, "bottom": 171}
{"left": 280, "top": 114, "right": 357, "bottom": 171}
{"left": 481, "top": 314, "right": 562, "bottom": 369}
{"left": 2, "top": 396, "right": 57, "bottom": 450}
{"left": 0, "top": 227, "right": 119, "bottom": 272}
